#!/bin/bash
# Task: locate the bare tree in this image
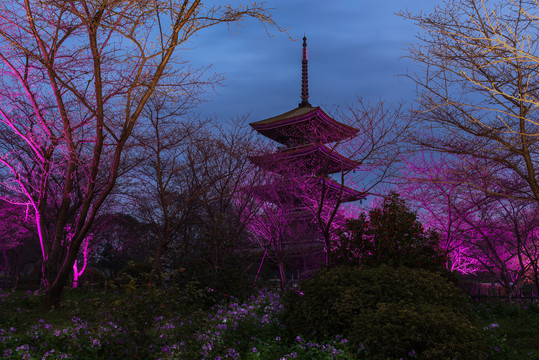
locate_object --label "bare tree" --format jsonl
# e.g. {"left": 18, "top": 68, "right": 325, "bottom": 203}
{"left": 0, "top": 200, "right": 33, "bottom": 288}
{"left": 402, "top": 154, "right": 539, "bottom": 295}
{"left": 191, "top": 119, "right": 265, "bottom": 275}
{"left": 130, "top": 106, "right": 266, "bottom": 274}
{"left": 400, "top": 0, "right": 539, "bottom": 203}
{"left": 129, "top": 94, "right": 213, "bottom": 272}
{"left": 246, "top": 169, "right": 315, "bottom": 288}
{"left": 453, "top": 187, "right": 537, "bottom": 296}
{"left": 92, "top": 212, "right": 154, "bottom": 278}
{"left": 401, "top": 154, "right": 484, "bottom": 274}
{"left": 0, "top": 0, "right": 277, "bottom": 309}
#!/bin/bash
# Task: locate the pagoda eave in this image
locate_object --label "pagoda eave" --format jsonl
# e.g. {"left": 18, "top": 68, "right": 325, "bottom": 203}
{"left": 251, "top": 177, "right": 366, "bottom": 204}
{"left": 248, "top": 143, "right": 359, "bottom": 175}
{"left": 249, "top": 106, "right": 358, "bottom": 145}
{"left": 318, "top": 177, "right": 366, "bottom": 203}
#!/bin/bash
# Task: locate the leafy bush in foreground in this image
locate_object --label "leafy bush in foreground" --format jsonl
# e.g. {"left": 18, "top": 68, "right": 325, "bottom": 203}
{"left": 282, "top": 265, "right": 486, "bottom": 359}
{"left": 2, "top": 286, "right": 538, "bottom": 359}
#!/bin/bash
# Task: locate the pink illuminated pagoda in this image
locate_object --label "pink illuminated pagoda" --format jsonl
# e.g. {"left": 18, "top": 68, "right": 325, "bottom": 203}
{"left": 249, "top": 36, "right": 364, "bottom": 205}
{"left": 248, "top": 37, "right": 365, "bottom": 278}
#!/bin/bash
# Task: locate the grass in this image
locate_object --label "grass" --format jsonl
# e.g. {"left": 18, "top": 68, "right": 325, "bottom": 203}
{"left": 0, "top": 286, "right": 538, "bottom": 359}
{"left": 474, "top": 300, "right": 539, "bottom": 360}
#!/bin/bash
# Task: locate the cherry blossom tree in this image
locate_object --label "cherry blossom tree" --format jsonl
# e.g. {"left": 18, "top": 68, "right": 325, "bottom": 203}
{"left": 0, "top": 0, "right": 277, "bottom": 309}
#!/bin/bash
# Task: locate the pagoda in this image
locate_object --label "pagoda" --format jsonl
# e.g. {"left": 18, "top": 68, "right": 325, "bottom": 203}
{"left": 248, "top": 37, "right": 365, "bottom": 278}
{"left": 249, "top": 36, "right": 365, "bottom": 206}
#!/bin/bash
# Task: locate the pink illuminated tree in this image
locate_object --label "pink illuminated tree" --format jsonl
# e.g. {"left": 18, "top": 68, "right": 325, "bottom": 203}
{"left": 246, "top": 169, "right": 316, "bottom": 288}
{"left": 401, "top": 155, "right": 484, "bottom": 274}
{"left": 247, "top": 202, "right": 299, "bottom": 288}
{"left": 399, "top": 0, "right": 539, "bottom": 294}
{"left": 0, "top": 0, "right": 277, "bottom": 309}
{"left": 402, "top": 154, "right": 539, "bottom": 295}
{"left": 455, "top": 194, "right": 538, "bottom": 295}
{"left": 71, "top": 231, "right": 93, "bottom": 288}
{"left": 311, "top": 101, "right": 410, "bottom": 265}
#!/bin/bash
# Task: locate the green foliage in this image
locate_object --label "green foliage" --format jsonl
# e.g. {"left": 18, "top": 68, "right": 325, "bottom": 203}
{"left": 116, "top": 260, "right": 162, "bottom": 287}
{"left": 475, "top": 302, "right": 539, "bottom": 360}
{"left": 352, "top": 302, "right": 483, "bottom": 359}
{"left": 282, "top": 265, "right": 486, "bottom": 359}
{"left": 173, "top": 261, "right": 254, "bottom": 305}
{"left": 107, "top": 286, "right": 171, "bottom": 357}
{"left": 1, "top": 288, "right": 538, "bottom": 359}
{"left": 331, "top": 193, "right": 447, "bottom": 272}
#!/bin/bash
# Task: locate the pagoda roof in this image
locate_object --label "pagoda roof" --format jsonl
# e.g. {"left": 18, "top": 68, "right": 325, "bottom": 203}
{"left": 252, "top": 176, "right": 365, "bottom": 204}
{"left": 316, "top": 176, "right": 366, "bottom": 203}
{"left": 249, "top": 106, "right": 358, "bottom": 145}
{"left": 249, "top": 143, "right": 359, "bottom": 175}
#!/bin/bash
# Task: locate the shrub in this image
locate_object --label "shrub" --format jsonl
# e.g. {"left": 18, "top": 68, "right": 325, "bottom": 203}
{"left": 475, "top": 302, "right": 539, "bottom": 359}
{"left": 115, "top": 260, "right": 162, "bottom": 288}
{"left": 331, "top": 193, "right": 446, "bottom": 272}
{"left": 172, "top": 261, "right": 254, "bottom": 305}
{"left": 282, "top": 265, "right": 486, "bottom": 360}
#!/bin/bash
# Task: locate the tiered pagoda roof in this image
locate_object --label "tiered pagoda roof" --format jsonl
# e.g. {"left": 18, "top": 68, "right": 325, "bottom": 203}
{"left": 249, "top": 106, "right": 359, "bottom": 146}
{"left": 246, "top": 36, "right": 367, "bottom": 279}
{"left": 249, "top": 36, "right": 365, "bottom": 205}
{"left": 252, "top": 176, "right": 365, "bottom": 204}
{"left": 248, "top": 143, "right": 360, "bottom": 175}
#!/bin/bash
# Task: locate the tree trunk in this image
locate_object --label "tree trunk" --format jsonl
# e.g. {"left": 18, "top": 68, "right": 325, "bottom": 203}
{"left": 42, "top": 240, "right": 81, "bottom": 310}
{"left": 43, "top": 277, "right": 66, "bottom": 310}
{"left": 278, "top": 261, "right": 286, "bottom": 289}
{"left": 152, "top": 239, "right": 168, "bottom": 272}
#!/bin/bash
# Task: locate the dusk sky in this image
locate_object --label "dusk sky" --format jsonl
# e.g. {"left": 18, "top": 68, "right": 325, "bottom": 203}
{"left": 188, "top": 0, "right": 437, "bottom": 122}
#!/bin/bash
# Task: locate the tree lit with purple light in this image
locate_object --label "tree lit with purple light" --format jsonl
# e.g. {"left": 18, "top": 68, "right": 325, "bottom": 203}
{"left": 0, "top": 0, "right": 538, "bottom": 359}
{"left": 0, "top": 0, "right": 276, "bottom": 309}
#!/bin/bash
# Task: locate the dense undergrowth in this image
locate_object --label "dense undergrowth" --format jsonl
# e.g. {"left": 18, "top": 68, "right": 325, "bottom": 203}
{"left": 282, "top": 265, "right": 486, "bottom": 360}
{"left": 1, "top": 267, "right": 538, "bottom": 359}
{"left": 0, "top": 286, "right": 356, "bottom": 359}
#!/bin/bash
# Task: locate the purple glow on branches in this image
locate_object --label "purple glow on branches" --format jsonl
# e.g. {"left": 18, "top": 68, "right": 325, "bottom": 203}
{"left": 72, "top": 235, "right": 91, "bottom": 288}
{"left": 402, "top": 153, "right": 539, "bottom": 294}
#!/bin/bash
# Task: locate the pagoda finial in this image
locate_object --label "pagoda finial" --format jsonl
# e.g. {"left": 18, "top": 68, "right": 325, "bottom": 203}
{"left": 299, "top": 36, "right": 311, "bottom": 108}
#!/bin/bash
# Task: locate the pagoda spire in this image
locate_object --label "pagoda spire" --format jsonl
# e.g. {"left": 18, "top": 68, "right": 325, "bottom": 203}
{"left": 299, "top": 36, "right": 311, "bottom": 108}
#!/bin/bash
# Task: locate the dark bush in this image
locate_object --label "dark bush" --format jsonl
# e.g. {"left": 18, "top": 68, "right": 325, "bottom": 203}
{"left": 282, "top": 265, "right": 486, "bottom": 360}
{"left": 172, "top": 261, "right": 254, "bottom": 305}
{"left": 115, "top": 261, "right": 162, "bottom": 288}
{"left": 331, "top": 193, "right": 447, "bottom": 273}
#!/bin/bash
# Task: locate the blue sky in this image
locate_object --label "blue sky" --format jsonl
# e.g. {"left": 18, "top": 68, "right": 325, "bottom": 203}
{"left": 188, "top": 1, "right": 437, "bottom": 122}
